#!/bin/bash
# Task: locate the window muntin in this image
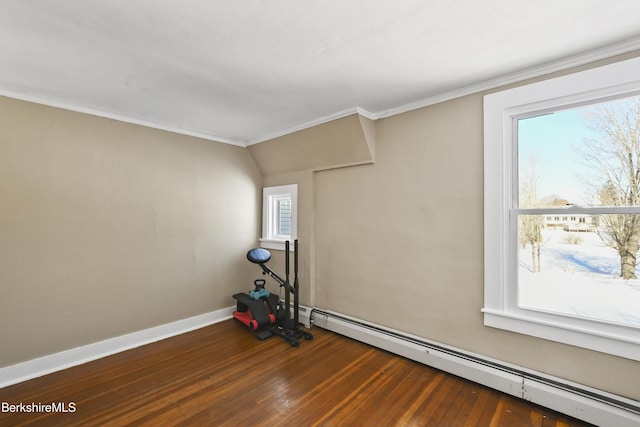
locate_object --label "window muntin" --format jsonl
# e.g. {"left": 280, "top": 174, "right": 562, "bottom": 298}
{"left": 483, "top": 56, "right": 640, "bottom": 361}
{"left": 514, "top": 97, "right": 640, "bottom": 329}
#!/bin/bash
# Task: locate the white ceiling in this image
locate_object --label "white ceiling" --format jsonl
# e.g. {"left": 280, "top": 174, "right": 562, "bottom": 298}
{"left": 2, "top": 1, "right": 640, "bottom": 146}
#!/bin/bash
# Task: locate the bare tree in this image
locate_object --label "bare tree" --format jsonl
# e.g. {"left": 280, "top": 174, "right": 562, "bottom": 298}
{"left": 519, "top": 157, "right": 543, "bottom": 272}
{"left": 583, "top": 97, "right": 640, "bottom": 279}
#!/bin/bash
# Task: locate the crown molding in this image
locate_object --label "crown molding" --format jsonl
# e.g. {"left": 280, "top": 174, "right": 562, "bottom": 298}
{"left": 247, "top": 37, "right": 640, "bottom": 145}
{"left": 3, "top": 36, "right": 639, "bottom": 148}
{"left": 244, "top": 106, "right": 377, "bottom": 146}
{"left": 377, "top": 36, "right": 640, "bottom": 120}
{"left": 0, "top": 89, "right": 245, "bottom": 147}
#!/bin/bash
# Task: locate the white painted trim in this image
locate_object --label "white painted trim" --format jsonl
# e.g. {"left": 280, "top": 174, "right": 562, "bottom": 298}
{"left": 261, "top": 184, "right": 298, "bottom": 249}
{"left": 2, "top": 37, "right": 639, "bottom": 148}
{"left": 310, "top": 308, "right": 640, "bottom": 427}
{"left": 3, "top": 304, "right": 638, "bottom": 426}
{"left": 247, "top": 36, "right": 640, "bottom": 146}
{"left": 295, "top": 303, "right": 313, "bottom": 328}
{"left": 483, "top": 309, "right": 640, "bottom": 361}
{"left": 483, "top": 55, "right": 640, "bottom": 361}
{"left": 258, "top": 239, "right": 288, "bottom": 251}
{"left": 245, "top": 106, "right": 378, "bottom": 146}
{"left": 0, "top": 89, "right": 245, "bottom": 147}
{"left": 354, "top": 106, "right": 379, "bottom": 121}
{"left": 378, "top": 35, "right": 640, "bottom": 119}
{"left": 524, "top": 379, "right": 640, "bottom": 427}
{"left": 0, "top": 307, "right": 234, "bottom": 389}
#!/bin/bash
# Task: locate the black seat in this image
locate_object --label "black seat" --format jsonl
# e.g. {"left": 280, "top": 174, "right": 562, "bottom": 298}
{"left": 247, "top": 247, "right": 271, "bottom": 264}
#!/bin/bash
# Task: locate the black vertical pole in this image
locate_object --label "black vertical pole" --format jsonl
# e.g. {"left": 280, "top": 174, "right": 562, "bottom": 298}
{"left": 284, "top": 240, "right": 291, "bottom": 331}
{"left": 293, "top": 239, "right": 300, "bottom": 329}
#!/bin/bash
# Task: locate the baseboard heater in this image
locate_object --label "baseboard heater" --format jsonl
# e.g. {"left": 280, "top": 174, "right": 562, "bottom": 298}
{"left": 305, "top": 307, "right": 639, "bottom": 427}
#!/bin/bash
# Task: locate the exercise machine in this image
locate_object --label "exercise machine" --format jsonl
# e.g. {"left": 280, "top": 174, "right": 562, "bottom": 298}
{"left": 232, "top": 240, "right": 313, "bottom": 347}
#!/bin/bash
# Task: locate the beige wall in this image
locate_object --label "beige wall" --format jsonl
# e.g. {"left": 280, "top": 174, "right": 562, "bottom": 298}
{"left": 312, "top": 60, "right": 640, "bottom": 399}
{"left": 0, "top": 97, "right": 262, "bottom": 367}
{"left": 248, "top": 113, "right": 375, "bottom": 307}
{"left": 248, "top": 53, "right": 640, "bottom": 400}
{"left": 3, "top": 50, "right": 639, "bottom": 402}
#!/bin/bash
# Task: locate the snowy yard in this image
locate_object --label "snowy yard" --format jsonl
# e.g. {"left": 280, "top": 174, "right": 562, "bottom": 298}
{"left": 518, "top": 230, "right": 640, "bottom": 327}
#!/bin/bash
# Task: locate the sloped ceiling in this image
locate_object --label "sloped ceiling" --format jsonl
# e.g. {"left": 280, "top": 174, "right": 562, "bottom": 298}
{"left": 1, "top": 0, "right": 640, "bottom": 146}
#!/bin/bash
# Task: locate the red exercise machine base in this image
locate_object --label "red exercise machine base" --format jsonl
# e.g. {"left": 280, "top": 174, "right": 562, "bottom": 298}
{"left": 232, "top": 309, "right": 276, "bottom": 331}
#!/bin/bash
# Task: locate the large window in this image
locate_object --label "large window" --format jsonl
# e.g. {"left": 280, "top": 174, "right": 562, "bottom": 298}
{"left": 261, "top": 184, "right": 297, "bottom": 250}
{"left": 484, "top": 56, "right": 640, "bottom": 360}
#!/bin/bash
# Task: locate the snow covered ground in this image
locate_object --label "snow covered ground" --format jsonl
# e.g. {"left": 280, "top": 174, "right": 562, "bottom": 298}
{"left": 518, "top": 230, "right": 640, "bottom": 327}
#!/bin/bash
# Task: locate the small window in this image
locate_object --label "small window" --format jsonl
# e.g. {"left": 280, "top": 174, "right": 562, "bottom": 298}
{"left": 261, "top": 184, "right": 297, "bottom": 250}
{"left": 484, "top": 56, "right": 640, "bottom": 361}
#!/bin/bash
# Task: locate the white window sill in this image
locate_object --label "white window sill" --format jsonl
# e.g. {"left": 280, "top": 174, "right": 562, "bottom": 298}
{"left": 259, "top": 239, "right": 289, "bottom": 251}
{"left": 482, "top": 308, "right": 640, "bottom": 361}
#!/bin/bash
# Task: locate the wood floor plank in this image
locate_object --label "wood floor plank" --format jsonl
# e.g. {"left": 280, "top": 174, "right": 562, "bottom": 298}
{"left": 0, "top": 319, "right": 595, "bottom": 426}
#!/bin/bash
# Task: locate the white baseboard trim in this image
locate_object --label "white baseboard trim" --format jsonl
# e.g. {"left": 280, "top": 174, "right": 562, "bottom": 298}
{"left": 308, "top": 307, "right": 640, "bottom": 427}
{"left": 5, "top": 304, "right": 637, "bottom": 426}
{"left": 0, "top": 306, "right": 234, "bottom": 389}
{"left": 295, "top": 303, "right": 313, "bottom": 328}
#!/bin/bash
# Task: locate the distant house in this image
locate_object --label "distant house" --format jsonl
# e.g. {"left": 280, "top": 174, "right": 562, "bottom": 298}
{"left": 543, "top": 214, "right": 595, "bottom": 231}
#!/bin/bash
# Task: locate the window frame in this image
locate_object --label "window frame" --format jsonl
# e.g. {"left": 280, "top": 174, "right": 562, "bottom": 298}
{"left": 260, "top": 184, "right": 297, "bottom": 250}
{"left": 483, "top": 56, "right": 640, "bottom": 361}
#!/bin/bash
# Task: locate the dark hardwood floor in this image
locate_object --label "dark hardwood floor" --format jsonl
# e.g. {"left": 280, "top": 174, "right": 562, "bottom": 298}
{"left": 0, "top": 319, "right": 593, "bottom": 426}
